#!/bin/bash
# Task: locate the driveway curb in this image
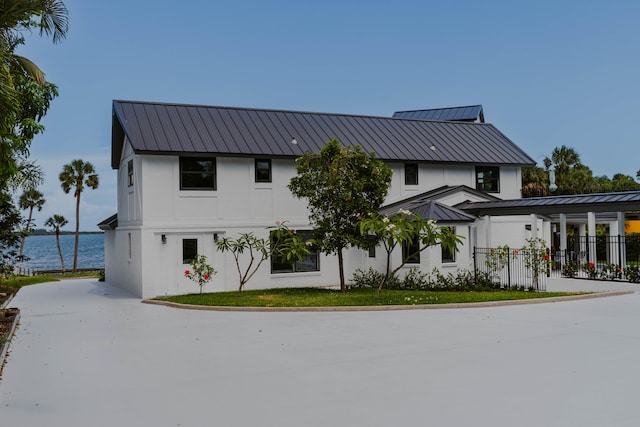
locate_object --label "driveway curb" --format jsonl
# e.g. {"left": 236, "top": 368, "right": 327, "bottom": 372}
{"left": 142, "top": 290, "right": 635, "bottom": 312}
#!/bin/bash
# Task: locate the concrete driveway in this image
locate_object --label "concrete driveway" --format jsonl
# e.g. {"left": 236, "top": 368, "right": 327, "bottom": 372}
{"left": 1, "top": 278, "right": 640, "bottom": 427}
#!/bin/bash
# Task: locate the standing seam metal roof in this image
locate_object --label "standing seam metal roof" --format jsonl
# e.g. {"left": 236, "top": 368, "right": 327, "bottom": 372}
{"left": 393, "top": 105, "right": 484, "bottom": 122}
{"left": 111, "top": 100, "right": 534, "bottom": 169}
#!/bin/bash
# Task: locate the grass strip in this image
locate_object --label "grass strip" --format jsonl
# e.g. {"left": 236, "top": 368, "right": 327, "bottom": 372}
{"left": 157, "top": 287, "right": 582, "bottom": 308}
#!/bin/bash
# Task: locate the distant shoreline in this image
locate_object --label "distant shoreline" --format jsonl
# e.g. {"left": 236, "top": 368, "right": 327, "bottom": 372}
{"left": 29, "top": 230, "right": 104, "bottom": 236}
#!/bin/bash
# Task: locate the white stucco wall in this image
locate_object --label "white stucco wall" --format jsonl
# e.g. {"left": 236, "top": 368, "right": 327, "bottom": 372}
{"left": 105, "top": 143, "right": 530, "bottom": 298}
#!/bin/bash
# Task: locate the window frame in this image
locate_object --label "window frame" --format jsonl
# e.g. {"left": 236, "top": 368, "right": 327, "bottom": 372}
{"left": 180, "top": 157, "right": 217, "bottom": 191}
{"left": 405, "top": 163, "right": 419, "bottom": 186}
{"left": 270, "top": 230, "right": 319, "bottom": 273}
{"left": 255, "top": 158, "right": 272, "bottom": 183}
{"left": 441, "top": 226, "right": 456, "bottom": 263}
{"left": 476, "top": 166, "right": 500, "bottom": 193}
{"left": 402, "top": 236, "right": 421, "bottom": 264}
{"left": 182, "top": 238, "right": 198, "bottom": 265}
{"left": 127, "top": 159, "right": 134, "bottom": 187}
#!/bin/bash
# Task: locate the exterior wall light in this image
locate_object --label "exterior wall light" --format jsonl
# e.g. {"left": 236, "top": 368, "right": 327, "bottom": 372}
{"left": 161, "top": 234, "right": 167, "bottom": 244}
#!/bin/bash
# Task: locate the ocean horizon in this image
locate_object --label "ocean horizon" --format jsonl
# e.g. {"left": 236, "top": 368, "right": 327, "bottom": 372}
{"left": 18, "top": 233, "right": 104, "bottom": 271}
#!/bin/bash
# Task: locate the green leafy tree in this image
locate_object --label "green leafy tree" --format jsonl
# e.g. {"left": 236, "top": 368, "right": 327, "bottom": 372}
{"left": 289, "top": 138, "right": 393, "bottom": 291}
{"left": 184, "top": 254, "right": 216, "bottom": 294}
{"left": 0, "top": 192, "right": 22, "bottom": 277}
{"left": 16, "top": 187, "right": 44, "bottom": 264}
{"left": 359, "top": 209, "right": 462, "bottom": 296}
{"left": 44, "top": 214, "right": 68, "bottom": 273}
{"left": 216, "top": 222, "right": 311, "bottom": 294}
{"left": 59, "top": 159, "right": 99, "bottom": 272}
{"left": 0, "top": 0, "right": 67, "bottom": 189}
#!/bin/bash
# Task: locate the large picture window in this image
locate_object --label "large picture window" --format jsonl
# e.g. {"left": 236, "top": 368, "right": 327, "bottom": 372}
{"left": 180, "top": 157, "right": 216, "bottom": 190}
{"left": 476, "top": 166, "right": 499, "bottom": 192}
{"left": 271, "top": 230, "right": 319, "bottom": 273}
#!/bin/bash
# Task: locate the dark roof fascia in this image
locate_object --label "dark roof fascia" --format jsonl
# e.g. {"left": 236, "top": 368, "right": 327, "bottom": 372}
{"left": 98, "top": 213, "right": 118, "bottom": 230}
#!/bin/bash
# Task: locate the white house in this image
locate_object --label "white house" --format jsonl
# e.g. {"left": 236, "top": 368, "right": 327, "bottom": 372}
{"left": 101, "top": 101, "right": 541, "bottom": 298}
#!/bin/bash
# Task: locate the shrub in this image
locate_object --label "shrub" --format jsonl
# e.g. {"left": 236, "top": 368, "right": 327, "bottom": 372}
{"left": 625, "top": 266, "right": 640, "bottom": 283}
{"left": 351, "top": 268, "right": 400, "bottom": 289}
{"left": 561, "top": 261, "right": 578, "bottom": 278}
{"left": 98, "top": 269, "right": 105, "bottom": 282}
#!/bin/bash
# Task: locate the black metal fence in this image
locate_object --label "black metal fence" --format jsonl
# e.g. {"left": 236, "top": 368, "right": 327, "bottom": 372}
{"left": 550, "top": 235, "right": 640, "bottom": 280}
{"left": 474, "top": 247, "right": 548, "bottom": 291}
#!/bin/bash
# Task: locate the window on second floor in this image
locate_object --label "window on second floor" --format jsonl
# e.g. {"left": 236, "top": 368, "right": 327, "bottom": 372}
{"left": 402, "top": 236, "right": 420, "bottom": 264}
{"left": 127, "top": 159, "right": 134, "bottom": 187}
{"left": 476, "top": 166, "right": 500, "bottom": 193}
{"left": 405, "top": 163, "right": 418, "bottom": 185}
{"left": 180, "top": 157, "right": 216, "bottom": 190}
{"left": 255, "top": 158, "right": 272, "bottom": 183}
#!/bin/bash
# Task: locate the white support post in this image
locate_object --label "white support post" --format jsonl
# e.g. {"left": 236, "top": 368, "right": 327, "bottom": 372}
{"left": 530, "top": 213, "right": 538, "bottom": 240}
{"left": 588, "top": 212, "right": 597, "bottom": 266}
{"left": 618, "top": 211, "right": 627, "bottom": 268}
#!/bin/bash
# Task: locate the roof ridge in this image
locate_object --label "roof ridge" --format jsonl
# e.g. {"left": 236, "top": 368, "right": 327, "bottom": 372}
{"left": 394, "top": 105, "right": 482, "bottom": 114}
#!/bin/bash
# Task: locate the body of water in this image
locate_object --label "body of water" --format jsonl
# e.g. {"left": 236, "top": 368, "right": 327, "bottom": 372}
{"left": 18, "top": 233, "right": 104, "bottom": 271}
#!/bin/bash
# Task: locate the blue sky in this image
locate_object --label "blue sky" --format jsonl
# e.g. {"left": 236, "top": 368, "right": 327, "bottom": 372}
{"left": 18, "top": 0, "right": 640, "bottom": 231}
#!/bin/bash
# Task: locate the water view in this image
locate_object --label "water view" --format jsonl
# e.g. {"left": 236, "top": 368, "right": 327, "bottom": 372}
{"left": 18, "top": 233, "right": 104, "bottom": 271}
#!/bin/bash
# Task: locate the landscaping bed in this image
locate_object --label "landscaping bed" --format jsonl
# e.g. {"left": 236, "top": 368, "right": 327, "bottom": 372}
{"left": 0, "top": 286, "right": 20, "bottom": 375}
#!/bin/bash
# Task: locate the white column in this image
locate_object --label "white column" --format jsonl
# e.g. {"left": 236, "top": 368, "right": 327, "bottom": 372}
{"left": 618, "top": 211, "right": 627, "bottom": 268}
{"left": 559, "top": 214, "right": 567, "bottom": 252}
{"left": 484, "top": 215, "right": 492, "bottom": 248}
{"left": 578, "top": 224, "right": 587, "bottom": 263}
{"left": 588, "top": 212, "right": 597, "bottom": 265}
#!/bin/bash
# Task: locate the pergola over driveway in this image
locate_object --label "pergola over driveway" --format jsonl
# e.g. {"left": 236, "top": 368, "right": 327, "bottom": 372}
{"left": 457, "top": 191, "right": 640, "bottom": 266}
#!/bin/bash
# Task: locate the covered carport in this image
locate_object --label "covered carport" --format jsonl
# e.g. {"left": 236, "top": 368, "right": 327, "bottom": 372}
{"left": 456, "top": 191, "right": 640, "bottom": 271}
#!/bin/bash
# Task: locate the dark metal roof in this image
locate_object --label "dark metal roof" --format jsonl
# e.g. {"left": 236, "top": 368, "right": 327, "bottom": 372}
{"left": 98, "top": 213, "right": 118, "bottom": 230}
{"left": 457, "top": 191, "right": 640, "bottom": 216}
{"left": 393, "top": 105, "right": 484, "bottom": 122}
{"left": 380, "top": 199, "right": 476, "bottom": 223}
{"left": 111, "top": 100, "right": 533, "bottom": 169}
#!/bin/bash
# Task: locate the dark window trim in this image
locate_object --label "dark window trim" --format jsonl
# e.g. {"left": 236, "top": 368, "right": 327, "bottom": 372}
{"left": 127, "top": 159, "right": 134, "bottom": 187}
{"left": 476, "top": 166, "right": 500, "bottom": 193}
{"left": 271, "top": 230, "right": 319, "bottom": 273}
{"left": 180, "top": 157, "right": 217, "bottom": 191}
{"left": 441, "top": 226, "right": 456, "bottom": 263}
{"left": 402, "top": 236, "right": 420, "bottom": 264}
{"left": 405, "top": 163, "right": 418, "bottom": 186}
{"left": 182, "top": 238, "right": 198, "bottom": 265}
{"left": 255, "top": 158, "right": 272, "bottom": 183}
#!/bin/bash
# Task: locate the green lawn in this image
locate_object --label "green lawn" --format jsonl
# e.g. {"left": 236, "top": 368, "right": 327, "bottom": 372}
{"left": 156, "top": 287, "right": 581, "bottom": 307}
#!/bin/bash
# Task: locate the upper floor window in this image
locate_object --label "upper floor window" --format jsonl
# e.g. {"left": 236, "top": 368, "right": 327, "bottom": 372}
{"left": 271, "top": 230, "right": 319, "bottom": 273}
{"left": 441, "top": 227, "right": 456, "bottom": 263}
{"left": 405, "top": 163, "right": 418, "bottom": 185}
{"left": 255, "top": 158, "right": 272, "bottom": 183}
{"left": 127, "top": 159, "right": 134, "bottom": 187}
{"left": 402, "top": 236, "right": 420, "bottom": 264}
{"left": 476, "top": 166, "right": 499, "bottom": 193}
{"left": 180, "top": 157, "right": 216, "bottom": 190}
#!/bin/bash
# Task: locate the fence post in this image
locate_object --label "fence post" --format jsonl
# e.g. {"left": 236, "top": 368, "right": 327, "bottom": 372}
{"left": 507, "top": 246, "right": 511, "bottom": 289}
{"left": 473, "top": 247, "right": 478, "bottom": 286}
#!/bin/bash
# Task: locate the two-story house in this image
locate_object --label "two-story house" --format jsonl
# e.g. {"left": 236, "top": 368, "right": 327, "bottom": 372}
{"left": 100, "top": 100, "right": 536, "bottom": 298}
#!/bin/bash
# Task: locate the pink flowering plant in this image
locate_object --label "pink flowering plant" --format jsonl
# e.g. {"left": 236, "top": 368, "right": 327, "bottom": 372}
{"left": 520, "top": 238, "right": 553, "bottom": 289}
{"left": 184, "top": 254, "right": 216, "bottom": 294}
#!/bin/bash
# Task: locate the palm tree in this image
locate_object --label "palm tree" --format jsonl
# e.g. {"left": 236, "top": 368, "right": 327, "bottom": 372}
{"left": 16, "top": 187, "right": 44, "bottom": 264}
{"left": 0, "top": 0, "right": 69, "bottom": 112}
{"left": 44, "top": 214, "right": 68, "bottom": 273}
{"left": 59, "top": 159, "right": 99, "bottom": 272}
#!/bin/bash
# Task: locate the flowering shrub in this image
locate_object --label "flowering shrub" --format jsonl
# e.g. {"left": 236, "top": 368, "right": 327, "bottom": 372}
{"left": 625, "top": 266, "right": 640, "bottom": 283}
{"left": 184, "top": 254, "right": 216, "bottom": 294}
{"left": 520, "top": 238, "right": 553, "bottom": 289}
{"left": 561, "top": 261, "right": 578, "bottom": 278}
{"left": 584, "top": 262, "right": 598, "bottom": 279}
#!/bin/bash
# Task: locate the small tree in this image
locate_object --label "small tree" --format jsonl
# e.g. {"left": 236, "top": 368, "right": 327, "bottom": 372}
{"left": 521, "top": 237, "right": 552, "bottom": 290}
{"left": 359, "top": 209, "right": 462, "bottom": 296}
{"left": 216, "top": 222, "right": 311, "bottom": 294}
{"left": 184, "top": 254, "right": 216, "bottom": 294}
{"left": 289, "top": 138, "right": 392, "bottom": 291}
{"left": 44, "top": 214, "right": 68, "bottom": 273}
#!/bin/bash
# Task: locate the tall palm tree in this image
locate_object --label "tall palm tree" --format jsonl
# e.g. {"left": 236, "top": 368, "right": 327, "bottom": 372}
{"left": 16, "top": 187, "right": 44, "bottom": 264}
{"left": 44, "top": 214, "right": 67, "bottom": 273}
{"left": 59, "top": 159, "right": 99, "bottom": 272}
